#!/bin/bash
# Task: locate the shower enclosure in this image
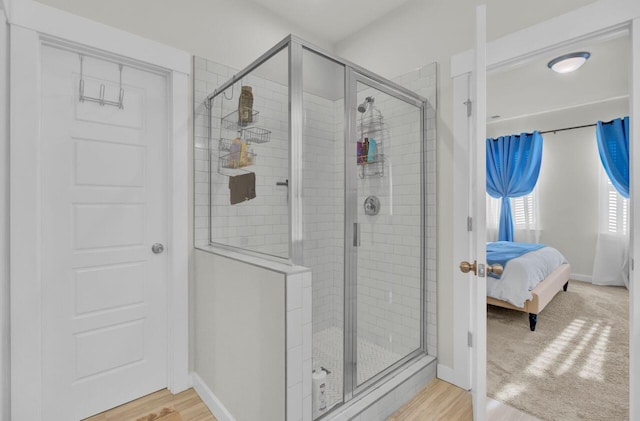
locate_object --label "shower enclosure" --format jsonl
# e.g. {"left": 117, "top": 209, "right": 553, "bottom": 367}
{"left": 196, "top": 35, "right": 435, "bottom": 419}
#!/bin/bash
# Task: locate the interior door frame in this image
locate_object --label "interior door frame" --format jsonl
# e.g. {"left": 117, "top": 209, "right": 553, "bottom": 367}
{"left": 450, "top": 0, "right": 640, "bottom": 419}
{"left": 9, "top": 2, "right": 191, "bottom": 420}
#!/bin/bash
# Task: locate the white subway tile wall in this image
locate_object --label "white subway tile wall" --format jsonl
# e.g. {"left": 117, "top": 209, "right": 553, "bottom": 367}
{"left": 399, "top": 63, "right": 438, "bottom": 357}
{"left": 305, "top": 65, "right": 439, "bottom": 369}
{"left": 302, "top": 92, "right": 344, "bottom": 337}
{"left": 354, "top": 85, "right": 423, "bottom": 362}
{"left": 194, "top": 53, "right": 290, "bottom": 258}
{"left": 286, "top": 270, "right": 313, "bottom": 421}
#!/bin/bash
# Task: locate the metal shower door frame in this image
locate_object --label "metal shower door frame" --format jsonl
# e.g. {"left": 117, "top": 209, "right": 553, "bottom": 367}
{"left": 204, "top": 35, "right": 431, "bottom": 414}
{"left": 343, "top": 69, "right": 428, "bottom": 402}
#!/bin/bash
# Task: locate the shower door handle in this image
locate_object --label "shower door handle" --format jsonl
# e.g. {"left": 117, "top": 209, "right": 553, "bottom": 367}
{"left": 353, "top": 222, "right": 360, "bottom": 247}
{"left": 276, "top": 179, "right": 289, "bottom": 202}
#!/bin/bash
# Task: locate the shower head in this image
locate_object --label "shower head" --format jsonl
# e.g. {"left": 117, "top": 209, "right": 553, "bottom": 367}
{"left": 357, "top": 96, "right": 374, "bottom": 113}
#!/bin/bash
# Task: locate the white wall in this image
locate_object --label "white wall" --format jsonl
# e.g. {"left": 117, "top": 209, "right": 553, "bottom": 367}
{"left": 0, "top": 9, "right": 8, "bottom": 421}
{"left": 194, "top": 250, "right": 286, "bottom": 421}
{"left": 487, "top": 97, "right": 629, "bottom": 280}
{"left": 334, "top": 0, "right": 599, "bottom": 367}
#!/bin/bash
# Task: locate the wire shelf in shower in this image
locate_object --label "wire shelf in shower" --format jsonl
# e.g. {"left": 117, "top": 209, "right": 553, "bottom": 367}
{"left": 218, "top": 131, "right": 270, "bottom": 155}
{"left": 359, "top": 113, "right": 384, "bottom": 135}
{"left": 219, "top": 138, "right": 233, "bottom": 151}
{"left": 221, "top": 108, "right": 260, "bottom": 130}
{"left": 243, "top": 126, "right": 271, "bottom": 144}
{"left": 218, "top": 150, "right": 257, "bottom": 170}
{"left": 360, "top": 113, "right": 384, "bottom": 126}
{"left": 220, "top": 108, "right": 271, "bottom": 145}
{"left": 358, "top": 153, "right": 384, "bottom": 178}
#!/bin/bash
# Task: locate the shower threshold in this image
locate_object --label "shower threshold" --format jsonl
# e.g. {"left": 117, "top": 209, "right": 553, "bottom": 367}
{"left": 312, "top": 327, "right": 436, "bottom": 420}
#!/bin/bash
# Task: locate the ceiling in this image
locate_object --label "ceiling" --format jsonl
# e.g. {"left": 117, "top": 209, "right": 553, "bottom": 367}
{"left": 247, "top": 0, "right": 415, "bottom": 44}
{"left": 488, "top": 34, "right": 629, "bottom": 123}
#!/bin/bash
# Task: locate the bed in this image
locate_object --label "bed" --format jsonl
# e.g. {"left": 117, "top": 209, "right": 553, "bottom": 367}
{"left": 486, "top": 241, "right": 571, "bottom": 331}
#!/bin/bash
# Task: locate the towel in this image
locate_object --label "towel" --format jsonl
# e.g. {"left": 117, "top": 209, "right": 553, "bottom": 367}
{"left": 367, "top": 138, "right": 377, "bottom": 162}
{"left": 229, "top": 172, "right": 256, "bottom": 205}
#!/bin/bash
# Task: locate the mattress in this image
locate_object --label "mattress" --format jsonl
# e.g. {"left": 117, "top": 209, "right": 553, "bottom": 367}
{"left": 486, "top": 246, "right": 568, "bottom": 307}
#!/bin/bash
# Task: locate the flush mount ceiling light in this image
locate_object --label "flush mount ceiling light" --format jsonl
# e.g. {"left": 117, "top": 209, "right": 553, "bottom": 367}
{"left": 547, "top": 52, "right": 591, "bottom": 74}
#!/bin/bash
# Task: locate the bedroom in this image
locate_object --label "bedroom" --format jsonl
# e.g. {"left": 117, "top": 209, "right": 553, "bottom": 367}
{"left": 484, "top": 32, "right": 630, "bottom": 420}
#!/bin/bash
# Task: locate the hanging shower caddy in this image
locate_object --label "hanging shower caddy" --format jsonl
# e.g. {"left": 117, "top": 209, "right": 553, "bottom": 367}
{"left": 212, "top": 85, "right": 272, "bottom": 174}
{"left": 357, "top": 97, "right": 385, "bottom": 178}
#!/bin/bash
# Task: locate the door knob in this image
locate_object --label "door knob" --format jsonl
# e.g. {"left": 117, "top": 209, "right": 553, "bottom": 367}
{"left": 152, "top": 243, "right": 164, "bottom": 254}
{"left": 487, "top": 263, "right": 503, "bottom": 275}
{"left": 459, "top": 261, "right": 503, "bottom": 276}
{"left": 459, "top": 260, "right": 477, "bottom": 275}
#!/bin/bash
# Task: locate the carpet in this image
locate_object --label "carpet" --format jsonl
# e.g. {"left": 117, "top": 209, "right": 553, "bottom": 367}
{"left": 487, "top": 281, "right": 629, "bottom": 421}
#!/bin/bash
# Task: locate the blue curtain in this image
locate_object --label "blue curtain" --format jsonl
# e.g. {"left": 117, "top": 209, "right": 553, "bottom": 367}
{"left": 486, "top": 131, "right": 543, "bottom": 241}
{"left": 596, "top": 116, "right": 629, "bottom": 199}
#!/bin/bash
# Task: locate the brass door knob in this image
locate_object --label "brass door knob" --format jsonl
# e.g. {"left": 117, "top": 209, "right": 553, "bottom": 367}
{"left": 459, "top": 260, "right": 477, "bottom": 275}
{"left": 487, "top": 263, "right": 504, "bottom": 275}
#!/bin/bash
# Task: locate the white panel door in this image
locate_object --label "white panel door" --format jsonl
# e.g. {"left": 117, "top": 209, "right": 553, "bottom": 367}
{"left": 40, "top": 45, "right": 168, "bottom": 420}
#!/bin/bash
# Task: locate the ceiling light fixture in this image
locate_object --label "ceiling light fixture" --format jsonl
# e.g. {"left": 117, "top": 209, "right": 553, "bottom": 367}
{"left": 547, "top": 52, "right": 591, "bottom": 74}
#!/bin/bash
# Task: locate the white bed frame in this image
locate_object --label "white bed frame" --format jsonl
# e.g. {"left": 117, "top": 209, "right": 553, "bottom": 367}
{"left": 487, "top": 263, "right": 572, "bottom": 331}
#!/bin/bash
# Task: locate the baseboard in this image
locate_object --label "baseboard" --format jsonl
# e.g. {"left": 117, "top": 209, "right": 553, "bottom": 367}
{"left": 437, "top": 363, "right": 469, "bottom": 389}
{"left": 570, "top": 273, "right": 592, "bottom": 283}
{"left": 191, "top": 372, "right": 236, "bottom": 421}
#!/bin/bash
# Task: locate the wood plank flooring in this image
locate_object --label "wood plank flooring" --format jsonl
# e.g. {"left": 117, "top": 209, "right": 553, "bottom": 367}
{"left": 388, "top": 378, "right": 472, "bottom": 420}
{"left": 85, "top": 378, "right": 536, "bottom": 421}
{"left": 84, "top": 388, "right": 216, "bottom": 421}
{"left": 388, "top": 378, "right": 539, "bottom": 421}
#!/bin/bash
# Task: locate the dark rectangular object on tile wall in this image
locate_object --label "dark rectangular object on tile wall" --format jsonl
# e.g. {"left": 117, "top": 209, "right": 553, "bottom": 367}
{"left": 229, "top": 172, "right": 256, "bottom": 205}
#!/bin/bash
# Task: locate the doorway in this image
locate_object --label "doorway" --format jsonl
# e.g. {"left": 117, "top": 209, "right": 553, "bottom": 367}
{"left": 485, "top": 32, "right": 630, "bottom": 419}
{"left": 450, "top": 4, "right": 640, "bottom": 420}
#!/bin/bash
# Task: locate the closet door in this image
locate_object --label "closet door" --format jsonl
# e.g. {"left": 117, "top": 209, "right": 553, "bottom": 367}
{"left": 40, "top": 44, "right": 170, "bottom": 420}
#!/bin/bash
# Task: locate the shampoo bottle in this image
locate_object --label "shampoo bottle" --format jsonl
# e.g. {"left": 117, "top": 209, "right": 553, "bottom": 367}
{"left": 238, "top": 86, "right": 254, "bottom": 124}
{"left": 312, "top": 368, "right": 327, "bottom": 415}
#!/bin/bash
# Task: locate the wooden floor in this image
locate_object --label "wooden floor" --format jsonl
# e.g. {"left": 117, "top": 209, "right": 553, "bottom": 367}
{"left": 388, "top": 378, "right": 472, "bottom": 420}
{"left": 85, "top": 379, "right": 536, "bottom": 421}
{"left": 389, "top": 378, "right": 539, "bottom": 421}
{"left": 84, "top": 388, "right": 216, "bottom": 421}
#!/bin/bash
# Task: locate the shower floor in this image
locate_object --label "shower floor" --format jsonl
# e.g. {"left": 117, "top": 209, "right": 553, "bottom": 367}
{"left": 312, "top": 326, "right": 403, "bottom": 412}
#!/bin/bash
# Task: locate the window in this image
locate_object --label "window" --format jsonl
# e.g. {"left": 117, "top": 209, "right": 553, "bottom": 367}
{"left": 606, "top": 178, "right": 628, "bottom": 235}
{"left": 486, "top": 188, "right": 540, "bottom": 242}
{"left": 512, "top": 191, "right": 537, "bottom": 228}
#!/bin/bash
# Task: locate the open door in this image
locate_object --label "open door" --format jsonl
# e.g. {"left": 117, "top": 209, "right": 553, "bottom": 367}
{"left": 459, "top": 5, "right": 488, "bottom": 420}
{"left": 449, "top": 7, "right": 488, "bottom": 418}
{"left": 469, "top": 5, "right": 487, "bottom": 420}
{"left": 450, "top": 4, "right": 489, "bottom": 419}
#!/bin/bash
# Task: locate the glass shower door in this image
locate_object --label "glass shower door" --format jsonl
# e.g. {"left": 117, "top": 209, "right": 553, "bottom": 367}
{"left": 348, "top": 75, "right": 425, "bottom": 392}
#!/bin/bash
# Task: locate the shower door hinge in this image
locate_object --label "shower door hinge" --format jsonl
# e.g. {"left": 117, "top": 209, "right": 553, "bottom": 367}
{"left": 467, "top": 217, "right": 473, "bottom": 231}
{"left": 468, "top": 331, "right": 473, "bottom": 347}
{"left": 465, "top": 99, "right": 472, "bottom": 117}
